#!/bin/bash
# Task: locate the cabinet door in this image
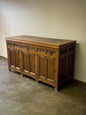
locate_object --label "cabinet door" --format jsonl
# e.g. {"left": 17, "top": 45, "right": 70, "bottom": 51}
{"left": 22, "top": 51, "right": 36, "bottom": 76}
{"left": 22, "top": 51, "right": 29, "bottom": 73}
{"left": 8, "top": 48, "right": 15, "bottom": 67}
{"left": 47, "top": 57, "right": 55, "bottom": 82}
{"left": 14, "top": 49, "right": 20, "bottom": 69}
{"left": 37, "top": 55, "right": 55, "bottom": 83}
{"left": 29, "top": 53, "right": 35, "bottom": 76}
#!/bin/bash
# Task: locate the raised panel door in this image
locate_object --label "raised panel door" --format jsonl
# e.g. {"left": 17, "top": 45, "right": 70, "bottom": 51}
{"left": 47, "top": 57, "right": 55, "bottom": 82}
{"left": 38, "top": 55, "right": 47, "bottom": 79}
{"left": 29, "top": 53, "right": 35, "bottom": 76}
{"left": 8, "top": 48, "right": 15, "bottom": 68}
{"left": 37, "top": 55, "right": 55, "bottom": 83}
{"left": 22, "top": 51, "right": 29, "bottom": 73}
{"left": 14, "top": 49, "right": 20, "bottom": 70}
{"left": 22, "top": 51, "right": 36, "bottom": 76}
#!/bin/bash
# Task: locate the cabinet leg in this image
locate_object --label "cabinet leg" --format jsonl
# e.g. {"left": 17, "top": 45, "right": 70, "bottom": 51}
{"left": 9, "top": 68, "right": 11, "bottom": 71}
{"left": 20, "top": 74, "right": 23, "bottom": 77}
{"left": 54, "top": 86, "right": 59, "bottom": 91}
{"left": 36, "top": 77, "right": 38, "bottom": 82}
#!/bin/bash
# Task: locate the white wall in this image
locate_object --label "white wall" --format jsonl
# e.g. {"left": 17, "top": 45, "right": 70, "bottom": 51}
{"left": 0, "top": 0, "right": 86, "bottom": 82}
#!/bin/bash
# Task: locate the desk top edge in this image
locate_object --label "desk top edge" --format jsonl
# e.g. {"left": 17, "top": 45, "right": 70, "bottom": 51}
{"left": 6, "top": 35, "right": 76, "bottom": 47}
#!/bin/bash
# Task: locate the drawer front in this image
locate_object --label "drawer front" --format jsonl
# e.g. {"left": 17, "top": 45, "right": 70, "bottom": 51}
{"left": 21, "top": 43, "right": 28, "bottom": 50}
{"left": 37, "top": 46, "right": 56, "bottom": 57}
{"left": 28, "top": 45, "right": 35, "bottom": 51}
{"left": 7, "top": 41, "right": 20, "bottom": 49}
{"left": 13, "top": 42, "right": 20, "bottom": 48}
{"left": 21, "top": 43, "right": 36, "bottom": 52}
{"left": 7, "top": 42, "right": 13, "bottom": 47}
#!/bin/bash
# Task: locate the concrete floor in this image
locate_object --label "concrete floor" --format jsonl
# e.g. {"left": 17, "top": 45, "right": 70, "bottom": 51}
{"left": 0, "top": 56, "right": 86, "bottom": 115}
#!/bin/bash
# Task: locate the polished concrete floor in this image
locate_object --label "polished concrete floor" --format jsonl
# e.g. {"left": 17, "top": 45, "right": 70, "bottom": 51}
{"left": 0, "top": 56, "right": 86, "bottom": 115}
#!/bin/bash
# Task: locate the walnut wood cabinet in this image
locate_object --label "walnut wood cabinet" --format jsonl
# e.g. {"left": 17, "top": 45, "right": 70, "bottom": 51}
{"left": 6, "top": 35, "right": 76, "bottom": 90}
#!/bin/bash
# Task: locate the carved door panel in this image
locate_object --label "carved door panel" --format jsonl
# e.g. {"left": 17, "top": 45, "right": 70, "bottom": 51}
{"left": 38, "top": 55, "right": 55, "bottom": 83}
{"left": 22, "top": 51, "right": 36, "bottom": 76}
{"left": 8, "top": 48, "right": 15, "bottom": 67}
{"left": 47, "top": 57, "right": 55, "bottom": 82}
{"left": 29, "top": 53, "right": 35, "bottom": 76}
{"left": 38, "top": 55, "right": 47, "bottom": 79}
{"left": 22, "top": 51, "right": 29, "bottom": 73}
{"left": 14, "top": 49, "right": 20, "bottom": 69}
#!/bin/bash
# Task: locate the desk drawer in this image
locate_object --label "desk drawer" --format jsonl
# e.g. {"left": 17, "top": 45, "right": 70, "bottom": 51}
{"left": 37, "top": 46, "right": 56, "bottom": 57}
